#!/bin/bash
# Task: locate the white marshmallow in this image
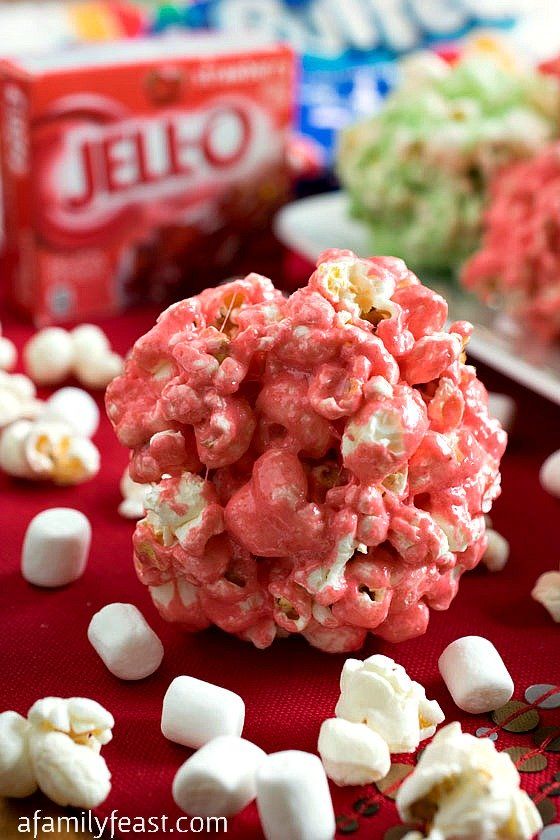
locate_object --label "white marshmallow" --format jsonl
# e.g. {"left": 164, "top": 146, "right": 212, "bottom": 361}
{"left": 88, "top": 603, "right": 164, "bottom": 680}
{"left": 22, "top": 508, "right": 91, "bottom": 588}
{"left": 0, "top": 419, "right": 36, "bottom": 478}
{"left": 482, "top": 529, "right": 510, "bottom": 573}
{"left": 172, "top": 735, "right": 266, "bottom": 817}
{"left": 162, "top": 676, "right": 245, "bottom": 749}
{"left": 24, "top": 327, "right": 74, "bottom": 386}
{"left": 256, "top": 751, "right": 336, "bottom": 840}
{"left": 540, "top": 449, "right": 560, "bottom": 498}
{"left": 43, "top": 387, "right": 100, "bottom": 438}
{"left": 0, "top": 711, "right": 37, "bottom": 798}
{"left": 75, "top": 351, "right": 124, "bottom": 390}
{"left": 318, "top": 718, "right": 390, "bottom": 786}
{"left": 532, "top": 571, "right": 560, "bottom": 622}
{"left": 0, "top": 335, "right": 17, "bottom": 371}
{"left": 438, "top": 636, "right": 514, "bottom": 714}
{"left": 71, "top": 324, "right": 111, "bottom": 364}
{"left": 487, "top": 392, "right": 516, "bottom": 433}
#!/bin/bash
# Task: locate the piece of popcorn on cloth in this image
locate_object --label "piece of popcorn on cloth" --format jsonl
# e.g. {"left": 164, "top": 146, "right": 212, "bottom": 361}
{"left": 396, "top": 722, "right": 542, "bottom": 840}
{"left": 335, "top": 655, "right": 444, "bottom": 753}
{"left": 106, "top": 250, "right": 507, "bottom": 652}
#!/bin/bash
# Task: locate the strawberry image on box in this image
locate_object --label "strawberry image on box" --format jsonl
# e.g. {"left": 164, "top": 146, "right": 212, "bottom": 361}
{"left": 0, "top": 36, "right": 295, "bottom": 324}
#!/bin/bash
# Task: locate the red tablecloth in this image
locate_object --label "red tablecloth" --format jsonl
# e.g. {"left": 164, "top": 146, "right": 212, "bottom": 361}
{"left": 1, "top": 305, "right": 560, "bottom": 840}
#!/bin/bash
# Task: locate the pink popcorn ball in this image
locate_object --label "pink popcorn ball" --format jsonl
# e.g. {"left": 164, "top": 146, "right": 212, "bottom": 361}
{"left": 462, "top": 143, "right": 560, "bottom": 342}
{"left": 106, "top": 251, "right": 506, "bottom": 653}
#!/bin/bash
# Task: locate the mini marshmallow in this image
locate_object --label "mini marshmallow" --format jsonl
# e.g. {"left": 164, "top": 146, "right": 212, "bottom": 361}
{"left": 482, "top": 529, "right": 510, "bottom": 573}
{"left": 118, "top": 466, "right": 149, "bottom": 520}
{"left": 75, "top": 351, "right": 124, "bottom": 390}
{"left": 438, "top": 636, "right": 514, "bottom": 714}
{"left": 43, "top": 387, "right": 100, "bottom": 438}
{"left": 532, "top": 571, "right": 560, "bottom": 622}
{"left": 487, "top": 393, "right": 516, "bottom": 434}
{"left": 0, "top": 711, "right": 37, "bottom": 798}
{"left": 161, "top": 676, "right": 245, "bottom": 748}
{"left": 0, "top": 335, "right": 17, "bottom": 371}
{"left": 256, "top": 750, "right": 336, "bottom": 840}
{"left": 24, "top": 327, "right": 74, "bottom": 386}
{"left": 318, "top": 718, "right": 390, "bottom": 786}
{"left": 88, "top": 603, "right": 164, "bottom": 680}
{"left": 0, "top": 419, "right": 36, "bottom": 478}
{"left": 540, "top": 449, "right": 560, "bottom": 498}
{"left": 22, "top": 508, "right": 91, "bottom": 588}
{"left": 172, "top": 735, "right": 266, "bottom": 817}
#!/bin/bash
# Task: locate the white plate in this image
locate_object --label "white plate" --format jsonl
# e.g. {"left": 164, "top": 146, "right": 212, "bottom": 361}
{"left": 275, "top": 191, "right": 560, "bottom": 406}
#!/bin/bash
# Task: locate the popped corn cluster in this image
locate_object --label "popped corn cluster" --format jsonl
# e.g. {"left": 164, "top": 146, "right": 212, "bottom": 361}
{"left": 106, "top": 250, "right": 506, "bottom": 652}
{"left": 462, "top": 142, "right": 560, "bottom": 341}
{"left": 338, "top": 55, "right": 559, "bottom": 273}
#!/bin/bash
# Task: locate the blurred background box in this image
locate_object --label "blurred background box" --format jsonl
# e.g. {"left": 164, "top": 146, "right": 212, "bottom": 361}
{"left": 0, "top": 33, "right": 295, "bottom": 324}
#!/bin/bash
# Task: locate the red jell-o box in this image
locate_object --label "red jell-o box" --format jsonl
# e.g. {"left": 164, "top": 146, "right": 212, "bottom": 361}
{"left": 0, "top": 35, "right": 295, "bottom": 324}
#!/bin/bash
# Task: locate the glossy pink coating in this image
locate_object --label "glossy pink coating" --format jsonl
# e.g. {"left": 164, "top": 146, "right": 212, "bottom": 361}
{"left": 106, "top": 250, "right": 506, "bottom": 652}
{"left": 462, "top": 143, "right": 560, "bottom": 341}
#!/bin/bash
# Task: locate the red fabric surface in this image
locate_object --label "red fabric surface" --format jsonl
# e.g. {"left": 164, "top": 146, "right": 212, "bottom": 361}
{"left": 1, "top": 303, "right": 560, "bottom": 839}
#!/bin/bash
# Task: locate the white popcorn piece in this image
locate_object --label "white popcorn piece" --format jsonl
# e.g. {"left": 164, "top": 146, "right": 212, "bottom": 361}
{"left": 118, "top": 466, "right": 149, "bottom": 520}
{"left": 256, "top": 750, "right": 336, "bottom": 840}
{"left": 0, "top": 335, "right": 17, "bottom": 371}
{"left": 74, "top": 350, "right": 124, "bottom": 390}
{"left": 88, "top": 603, "right": 164, "bottom": 680}
{"left": 161, "top": 675, "right": 245, "bottom": 749}
{"left": 342, "top": 409, "right": 405, "bottom": 460}
{"left": 25, "top": 420, "right": 100, "bottom": 485}
{"left": 0, "top": 712, "right": 37, "bottom": 798}
{"left": 540, "top": 449, "right": 560, "bottom": 498}
{"left": 487, "top": 393, "right": 516, "bottom": 434}
{"left": 28, "top": 697, "right": 113, "bottom": 749}
{"left": 24, "top": 327, "right": 74, "bottom": 386}
{"left": 482, "top": 529, "right": 510, "bottom": 573}
{"left": 316, "top": 253, "right": 397, "bottom": 321}
{"left": 0, "top": 419, "right": 36, "bottom": 478}
{"left": 335, "top": 655, "right": 444, "bottom": 753}
{"left": 172, "top": 735, "right": 266, "bottom": 818}
{"left": 0, "top": 371, "right": 36, "bottom": 402}
{"left": 71, "top": 324, "right": 111, "bottom": 364}
{"left": 22, "top": 508, "right": 91, "bottom": 588}
{"left": 438, "top": 636, "right": 514, "bottom": 714}
{"left": 0, "top": 371, "right": 42, "bottom": 429}
{"left": 532, "top": 571, "right": 560, "bottom": 622}
{"left": 29, "top": 731, "right": 111, "bottom": 809}
{"left": 396, "top": 722, "right": 542, "bottom": 840}
{"left": 145, "top": 473, "right": 209, "bottom": 546}
{"left": 27, "top": 697, "right": 114, "bottom": 809}
{"left": 43, "top": 387, "right": 100, "bottom": 438}
{"left": 318, "top": 718, "right": 390, "bottom": 787}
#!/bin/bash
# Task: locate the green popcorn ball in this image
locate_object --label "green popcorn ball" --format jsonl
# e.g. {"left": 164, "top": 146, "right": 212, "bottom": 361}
{"left": 338, "top": 55, "right": 560, "bottom": 273}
